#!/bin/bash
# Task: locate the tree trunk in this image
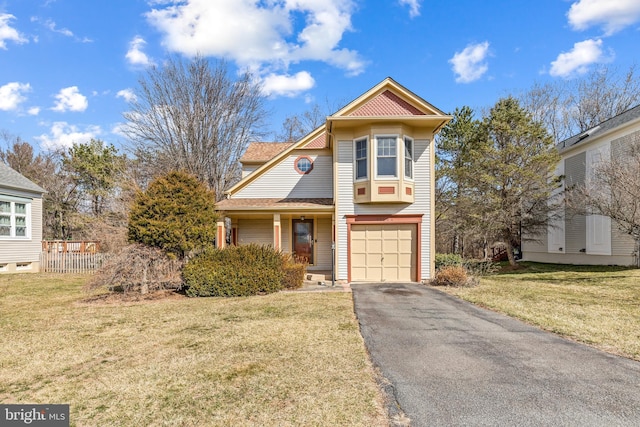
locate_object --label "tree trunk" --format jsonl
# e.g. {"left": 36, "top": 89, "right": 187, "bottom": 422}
{"left": 504, "top": 233, "right": 517, "bottom": 266}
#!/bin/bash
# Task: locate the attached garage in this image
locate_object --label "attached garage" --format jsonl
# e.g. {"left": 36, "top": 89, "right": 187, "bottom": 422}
{"left": 350, "top": 223, "right": 417, "bottom": 282}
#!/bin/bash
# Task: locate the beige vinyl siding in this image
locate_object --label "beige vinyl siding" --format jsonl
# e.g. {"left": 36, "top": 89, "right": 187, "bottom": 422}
{"left": 522, "top": 237, "right": 547, "bottom": 254}
{"left": 0, "top": 193, "right": 42, "bottom": 269}
{"left": 336, "top": 141, "right": 353, "bottom": 280}
{"left": 610, "top": 134, "right": 638, "bottom": 257}
{"left": 241, "top": 165, "right": 259, "bottom": 178}
{"left": 281, "top": 220, "right": 290, "bottom": 253}
{"left": 235, "top": 153, "right": 333, "bottom": 199}
{"left": 237, "top": 219, "right": 272, "bottom": 246}
{"left": 612, "top": 224, "right": 635, "bottom": 257}
{"left": 564, "top": 152, "right": 586, "bottom": 254}
{"left": 314, "top": 217, "right": 332, "bottom": 270}
{"left": 336, "top": 139, "right": 431, "bottom": 280}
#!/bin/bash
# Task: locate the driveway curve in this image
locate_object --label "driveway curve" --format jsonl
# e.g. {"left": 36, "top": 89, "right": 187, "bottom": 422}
{"left": 352, "top": 282, "right": 640, "bottom": 427}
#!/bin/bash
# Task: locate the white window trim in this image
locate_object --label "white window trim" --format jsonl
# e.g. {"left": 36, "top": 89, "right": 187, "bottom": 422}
{"left": 0, "top": 197, "right": 32, "bottom": 240}
{"left": 403, "top": 135, "right": 414, "bottom": 181}
{"left": 353, "top": 136, "right": 369, "bottom": 181}
{"left": 374, "top": 134, "right": 400, "bottom": 180}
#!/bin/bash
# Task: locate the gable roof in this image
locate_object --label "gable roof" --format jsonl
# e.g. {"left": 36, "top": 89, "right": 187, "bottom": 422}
{"left": 559, "top": 104, "right": 640, "bottom": 152}
{"left": 348, "top": 90, "right": 425, "bottom": 117}
{"left": 0, "top": 162, "right": 45, "bottom": 195}
{"left": 223, "top": 77, "right": 450, "bottom": 198}
{"left": 240, "top": 142, "right": 293, "bottom": 163}
{"left": 332, "top": 77, "right": 446, "bottom": 117}
{"left": 327, "top": 77, "right": 451, "bottom": 133}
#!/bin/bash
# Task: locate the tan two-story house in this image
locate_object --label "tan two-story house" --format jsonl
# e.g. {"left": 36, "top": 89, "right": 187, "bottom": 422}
{"left": 215, "top": 78, "right": 451, "bottom": 282}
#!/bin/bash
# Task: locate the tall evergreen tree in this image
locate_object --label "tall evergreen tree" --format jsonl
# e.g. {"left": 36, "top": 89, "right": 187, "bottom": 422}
{"left": 436, "top": 106, "right": 484, "bottom": 256}
{"left": 128, "top": 171, "right": 218, "bottom": 259}
{"left": 473, "top": 97, "right": 561, "bottom": 265}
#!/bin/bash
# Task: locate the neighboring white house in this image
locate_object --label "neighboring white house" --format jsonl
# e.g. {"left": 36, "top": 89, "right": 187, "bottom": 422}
{"left": 522, "top": 104, "right": 640, "bottom": 266}
{"left": 216, "top": 78, "right": 451, "bottom": 282}
{"left": 0, "top": 162, "right": 45, "bottom": 273}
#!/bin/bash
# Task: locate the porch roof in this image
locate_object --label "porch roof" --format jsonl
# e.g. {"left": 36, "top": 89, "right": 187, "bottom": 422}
{"left": 216, "top": 197, "right": 334, "bottom": 212}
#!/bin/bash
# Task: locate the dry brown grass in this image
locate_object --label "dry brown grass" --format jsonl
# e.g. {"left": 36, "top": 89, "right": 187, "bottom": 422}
{"left": 439, "top": 262, "right": 640, "bottom": 360}
{"left": 0, "top": 274, "right": 387, "bottom": 426}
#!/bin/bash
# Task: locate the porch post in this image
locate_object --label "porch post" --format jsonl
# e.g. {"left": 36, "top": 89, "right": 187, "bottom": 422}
{"left": 216, "top": 218, "right": 226, "bottom": 249}
{"left": 231, "top": 219, "right": 238, "bottom": 246}
{"left": 273, "top": 214, "right": 281, "bottom": 251}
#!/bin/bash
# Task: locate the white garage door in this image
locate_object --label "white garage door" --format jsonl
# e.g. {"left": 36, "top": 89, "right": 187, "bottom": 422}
{"left": 350, "top": 223, "right": 416, "bottom": 282}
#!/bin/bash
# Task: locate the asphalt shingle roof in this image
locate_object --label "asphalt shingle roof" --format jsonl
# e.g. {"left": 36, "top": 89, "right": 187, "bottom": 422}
{"left": 240, "top": 142, "right": 293, "bottom": 163}
{"left": 559, "top": 104, "right": 640, "bottom": 151}
{"left": 216, "top": 197, "right": 333, "bottom": 210}
{"left": 0, "top": 162, "right": 45, "bottom": 194}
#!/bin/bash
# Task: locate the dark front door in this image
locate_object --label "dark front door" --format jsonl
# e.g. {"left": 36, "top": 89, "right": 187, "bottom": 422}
{"left": 293, "top": 219, "right": 314, "bottom": 264}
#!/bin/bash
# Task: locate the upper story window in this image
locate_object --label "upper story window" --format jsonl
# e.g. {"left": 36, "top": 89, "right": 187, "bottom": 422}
{"left": 0, "top": 199, "right": 29, "bottom": 239}
{"left": 355, "top": 137, "right": 368, "bottom": 180}
{"left": 376, "top": 136, "right": 397, "bottom": 178}
{"left": 404, "top": 136, "right": 414, "bottom": 179}
{"left": 294, "top": 156, "right": 314, "bottom": 174}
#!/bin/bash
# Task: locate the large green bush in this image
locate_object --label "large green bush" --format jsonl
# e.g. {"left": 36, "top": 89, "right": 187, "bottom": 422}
{"left": 435, "top": 253, "right": 463, "bottom": 270}
{"left": 128, "top": 171, "right": 217, "bottom": 259}
{"left": 183, "top": 244, "right": 285, "bottom": 297}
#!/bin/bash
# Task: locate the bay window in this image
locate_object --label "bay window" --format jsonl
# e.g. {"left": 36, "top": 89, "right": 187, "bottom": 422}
{"left": 404, "top": 136, "right": 414, "bottom": 179}
{"left": 355, "top": 137, "right": 368, "bottom": 180}
{"left": 376, "top": 136, "right": 397, "bottom": 178}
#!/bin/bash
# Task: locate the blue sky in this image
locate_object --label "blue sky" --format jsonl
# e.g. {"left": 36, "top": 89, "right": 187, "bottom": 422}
{"left": 1, "top": 0, "right": 639, "bottom": 152}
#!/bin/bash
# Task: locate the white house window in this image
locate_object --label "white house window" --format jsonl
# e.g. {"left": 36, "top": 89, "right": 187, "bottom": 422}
{"left": 355, "top": 138, "right": 368, "bottom": 180}
{"left": 376, "top": 136, "right": 397, "bottom": 178}
{"left": 404, "top": 136, "right": 414, "bottom": 179}
{"left": 0, "top": 199, "right": 30, "bottom": 238}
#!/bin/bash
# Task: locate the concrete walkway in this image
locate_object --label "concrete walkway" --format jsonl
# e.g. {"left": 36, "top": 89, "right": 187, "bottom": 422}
{"left": 352, "top": 282, "right": 640, "bottom": 427}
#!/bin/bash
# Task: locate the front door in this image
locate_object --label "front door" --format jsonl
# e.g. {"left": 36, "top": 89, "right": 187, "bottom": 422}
{"left": 292, "top": 219, "right": 314, "bottom": 264}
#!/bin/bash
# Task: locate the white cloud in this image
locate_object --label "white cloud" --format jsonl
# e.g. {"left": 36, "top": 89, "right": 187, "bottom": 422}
{"left": 126, "top": 36, "right": 154, "bottom": 66}
{"left": 146, "top": 0, "right": 365, "bottom": 78}
{"left": 549, "top": 38, "right": 609, "bottom": 77}
{"left": 44, "top": 19, "right": 73, "bottom": 37}
{"left": 116, "top": 88, "right": 137, "bottom": 103}
{"left": 399, "top": 0, "right": 421, "bottom": 18}
{"left": 27, "top": 106, "right": 40, "bottom": 116}
{"left": 35, "top": 122, "right": 101, "bottom": 151}
{"left": 262, "top": 71, "right": 315, "bottom": 97}
{"left": 568, "top": 0, "right": 640, "bottom": 35}
{"left": 52, "top": 86, "right": 88, "bottom": 112}
{"left": 0, "top": 82, "right": 31, "bottom": 111}
{"left": 0, "top": 14, "right": 28, "bottom": 49}
{"left": 449, "top": 41, "right": 490, "bottom": 83}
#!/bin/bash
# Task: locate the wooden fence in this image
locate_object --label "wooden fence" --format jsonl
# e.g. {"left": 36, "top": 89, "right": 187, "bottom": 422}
{"left": 41, "top": 240, "right": 107, "bottom": 273}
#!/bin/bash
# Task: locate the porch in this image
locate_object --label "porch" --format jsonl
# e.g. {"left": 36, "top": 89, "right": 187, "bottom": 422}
{"left": 215, "top": 197, "right": 335, "bottom": 273}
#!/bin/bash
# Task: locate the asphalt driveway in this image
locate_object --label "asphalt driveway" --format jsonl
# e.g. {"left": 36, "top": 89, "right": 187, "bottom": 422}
{"left": 352, "top": 282, "right": 640, "bottom": 427}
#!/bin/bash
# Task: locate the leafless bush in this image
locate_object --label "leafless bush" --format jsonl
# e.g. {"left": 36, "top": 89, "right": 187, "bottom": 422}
{"left": 86, "top": 244, "right": 184, "bottom": 294}
{"left": 431, "top": 265, "right": 478, "bottom": 287}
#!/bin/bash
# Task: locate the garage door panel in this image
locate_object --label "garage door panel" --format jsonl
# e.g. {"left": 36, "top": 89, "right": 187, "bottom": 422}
{"left": 351, "top": 223, "right": 416, "bottom": 282}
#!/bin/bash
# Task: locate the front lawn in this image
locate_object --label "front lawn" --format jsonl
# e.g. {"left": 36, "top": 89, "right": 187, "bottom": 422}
{"left": 440, "top": 262, "right": 640, "bottom": 360}
{"left": 0, "top": 274, "right": 386, "bottom": 426}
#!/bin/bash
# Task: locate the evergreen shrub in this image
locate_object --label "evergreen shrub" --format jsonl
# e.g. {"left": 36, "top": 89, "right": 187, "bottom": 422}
{"left": 183, "top": 244, "right": 285, "bottom": 297}
{"left": 435, "top": 253, "right": 464, "bottom": 270}
{"left": 128, "top": 171, "right": 217, "bottom": 259}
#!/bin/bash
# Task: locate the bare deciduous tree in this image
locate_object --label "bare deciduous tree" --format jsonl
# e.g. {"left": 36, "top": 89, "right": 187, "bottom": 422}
{"left": 576, "top": 134, "right": 640, "bottom": 265}
{"left": 520, "top": 65, "right": 640, "bottom": 142}
{"left": 275, "top": 98, "right": 345, "bottom": 142}
{"left": 123, "top": 56, "right": 268, "bottom": 199}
